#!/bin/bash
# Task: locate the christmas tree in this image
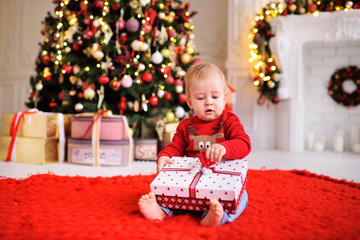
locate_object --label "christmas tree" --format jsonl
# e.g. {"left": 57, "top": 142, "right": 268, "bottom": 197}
{"left": 27, "top": 0, "right": 198, "bottom": 137}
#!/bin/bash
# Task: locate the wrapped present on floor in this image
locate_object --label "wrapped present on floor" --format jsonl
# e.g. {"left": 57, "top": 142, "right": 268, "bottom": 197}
{"left": 68, "top": 110, "right": 133, "bottom": 166}
{"left": 0, "top": 136, "right": 58, "bottom": 164}
{"left": 1, "top": 110, "right": 67, "bottom": 164}
{"left": 150, "top": 153, "right": 248, "bottom": 214}
{"left": 134, "top": 138, "right": 158, "bottom": 161}
{"left": 156, "top": 120, "right": 179, "bottom": 152}
{"left": 1, "top": 112, "right": 72, "bottom": 138}
{"left": 67, "top": 138, "right": 131, "bottom": 166}
{"left": 71, "top": 113, "right": 128, "bottom": 140}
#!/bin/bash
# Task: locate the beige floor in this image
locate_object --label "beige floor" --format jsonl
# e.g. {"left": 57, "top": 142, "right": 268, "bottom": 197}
{"left": 0, "top": 149, "right": 359, "bottom": 182}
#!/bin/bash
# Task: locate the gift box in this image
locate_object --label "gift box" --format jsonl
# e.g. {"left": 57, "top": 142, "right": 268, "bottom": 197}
{"left": 71, "top": 115, "right": 128, "bottom": 140}
{"left": 134, "top": 138, "right": 158, "bottom": 161}
{"left": 67, "top": 138, "right": 132, "bottom": 166}
{"left": 150, "top": 157, "right": 248, "bottom": 214}
{"left": 156, "top": 121, "right": 179, "bottom": 142}
{"left": 1, "top": 112, "right": 71, "bottom": 138}
{"left": 0, "top": 136, "right": 58, "bottom": 164}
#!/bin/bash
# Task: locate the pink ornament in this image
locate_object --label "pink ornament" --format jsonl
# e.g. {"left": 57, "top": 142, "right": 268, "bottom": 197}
{"left": 126, "top": 18, "right": 140, "bottom": 33}
{"left": 121, "top": 75, "right": 133, "bottom": 88}
{"left": 62, "top": 64, "right": 73, "bottom": 74}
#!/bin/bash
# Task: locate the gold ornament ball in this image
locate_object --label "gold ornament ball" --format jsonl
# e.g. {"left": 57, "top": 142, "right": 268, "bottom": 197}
{"left": 181, "top": 53, "right": 191, "bottom": 64}
{"left": 288, "top": 4, "right": 297, "bottom": 12}
{"left": 161, "top": 48, "right": 171, "bottom": 58}
{"left": 68, "top": 89, "right": 77, "bottom": 96}
{"left": 83, "top": 88, "right": 95, "bottom": 100}
{"left": 166, "top": 111, "right": 175, "bottom": 123}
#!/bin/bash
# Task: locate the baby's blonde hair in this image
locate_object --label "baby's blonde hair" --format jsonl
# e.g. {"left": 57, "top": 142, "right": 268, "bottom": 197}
{"left": 184, "top": 62, "right": 226, "bottom": 97}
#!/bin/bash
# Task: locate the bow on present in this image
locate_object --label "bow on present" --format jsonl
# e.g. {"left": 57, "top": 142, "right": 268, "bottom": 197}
{"left": 190, "top": 151, "right": 215, "bottom": 175}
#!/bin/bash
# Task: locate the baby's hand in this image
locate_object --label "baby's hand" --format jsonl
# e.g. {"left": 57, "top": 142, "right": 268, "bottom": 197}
{"left": 206, "top": 144, "right": 226, "bottom": 163}
{"left": 157, "top": 156, "right": 174, "bottom": 173}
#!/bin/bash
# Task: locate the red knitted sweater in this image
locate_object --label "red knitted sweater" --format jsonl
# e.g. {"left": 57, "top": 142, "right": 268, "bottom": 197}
{"left": 158, "top": 110, "right": 251, "bottom": 160}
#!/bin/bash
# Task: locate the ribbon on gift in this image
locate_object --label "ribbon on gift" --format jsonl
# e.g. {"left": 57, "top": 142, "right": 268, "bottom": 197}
{"left": 89, "top": 110, "right": 111, "bottom": 166}
{"left": 6, "top": 109, "right": 66, "bottom": 163}
{"left": 6, "top": 109, "right": 39, "bottom": 161}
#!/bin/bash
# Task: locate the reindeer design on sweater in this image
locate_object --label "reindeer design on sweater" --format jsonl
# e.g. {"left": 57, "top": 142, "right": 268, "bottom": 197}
{"left": 187, "top": 119, "right": 225, "bottom": 153}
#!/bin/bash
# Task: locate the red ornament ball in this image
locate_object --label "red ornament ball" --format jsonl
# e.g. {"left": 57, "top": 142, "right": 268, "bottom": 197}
{"left": 49, "top": 101, "right": 57, "bottom": 108}
{"left": 179, "top": 93, "right": 187, "bottom": 103}
{"left": 116, "top": 19, "right": 126, "bottom": 30}
{"left": 142, "top": 72, "right": 153, "bottom": 83}
{"left": 164, "top": 92, "right": 172, "bottom": 101}
{"left": 41, "top": 55, "right": 51, "bottom": 65}
{"left": 272, "top": 96, "right": 280, "bottom": 104}
{"left": 165, "top": 76, "right": 175, "bottom": 85}
{"left": 149, "top": 96, "right": 159, "bottom": 106}
{"left": 72, "top": 43, "right": 79, "bottom": 51}
{"left": 257, "top": 97, "right": 265, "bottom": 105}
{"left": 44, "top": 75, "right": 52, "bottom": 81}
{"left": 110, "top": 78, "right": 121, "bottom": 91}
{"left": 99, "top": 75, "right": 110, "bottom": 84}
{"left": 112, "top": 3, "right": 120, "bottom": 11}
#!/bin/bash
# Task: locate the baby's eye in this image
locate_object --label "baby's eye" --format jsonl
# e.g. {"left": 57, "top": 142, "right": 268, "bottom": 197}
{"left": 197, "top": 97, "right": 204, "bottom": 100}
{"left": 199, "top": 141, "right": 204, "bottom": 149}
{"left": 212, "top": 95, "right": 219, "bottom": 99}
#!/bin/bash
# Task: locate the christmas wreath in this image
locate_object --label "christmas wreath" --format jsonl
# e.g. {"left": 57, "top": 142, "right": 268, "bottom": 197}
{"left": 328, "top": 66, "right": 360, "bottom": 108}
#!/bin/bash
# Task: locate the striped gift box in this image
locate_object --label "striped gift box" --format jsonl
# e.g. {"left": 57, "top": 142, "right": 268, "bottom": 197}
{"left": 71, "top": 115, "right": 127, "bottom": 140}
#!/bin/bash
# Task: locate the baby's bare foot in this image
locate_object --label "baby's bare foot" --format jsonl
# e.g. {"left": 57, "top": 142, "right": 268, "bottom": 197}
{"left": 201, "top": 199, "right": 224, "bottom": 227}
{"left": 138, "top": 192, "right": 166, "bottom": 221}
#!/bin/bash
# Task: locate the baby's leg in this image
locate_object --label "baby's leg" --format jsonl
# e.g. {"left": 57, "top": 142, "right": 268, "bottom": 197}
{"left": 138, "top": 192, "right": 166, "bottom": 221}
{"left": 201, "top": 199, "right": 224, "bottom": 227}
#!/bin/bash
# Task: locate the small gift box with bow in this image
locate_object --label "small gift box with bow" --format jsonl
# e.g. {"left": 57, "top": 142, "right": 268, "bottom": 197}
{"left": 150, "top": 152, "right": 248, "bottom": 214}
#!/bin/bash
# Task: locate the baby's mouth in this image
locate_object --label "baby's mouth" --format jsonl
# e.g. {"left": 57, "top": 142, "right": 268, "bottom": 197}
{"left": 205, "top": 109, "right": 214, "bottom": 113}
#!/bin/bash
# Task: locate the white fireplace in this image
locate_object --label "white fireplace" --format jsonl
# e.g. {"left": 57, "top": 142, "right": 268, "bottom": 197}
{"left": 269, "top": 10, "right": 360, "bottom": 152}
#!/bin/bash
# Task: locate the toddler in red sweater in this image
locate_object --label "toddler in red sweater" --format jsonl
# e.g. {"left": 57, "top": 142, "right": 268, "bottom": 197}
{"left": 138, "top": 62, "right": 251, "bottom": 226}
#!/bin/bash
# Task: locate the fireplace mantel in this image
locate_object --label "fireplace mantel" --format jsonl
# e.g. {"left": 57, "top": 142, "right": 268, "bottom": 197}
{"left": 269, "top": 10, "right": 360, "bottom": 152}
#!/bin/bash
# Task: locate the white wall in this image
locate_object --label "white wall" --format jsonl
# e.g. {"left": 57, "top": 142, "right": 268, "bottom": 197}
{"left": 0, "top": 0, "right": 54, "bottom": 117}
{"left": 303, "top": 41, "right": 360, "bottom": 151}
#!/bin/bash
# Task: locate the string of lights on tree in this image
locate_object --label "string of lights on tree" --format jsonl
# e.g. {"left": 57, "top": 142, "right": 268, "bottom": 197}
{"left": 27, "top": 0, "right": 198, "bottom": 137}
{"left": 249, "top": 0, "right": 360, "bottom": 106}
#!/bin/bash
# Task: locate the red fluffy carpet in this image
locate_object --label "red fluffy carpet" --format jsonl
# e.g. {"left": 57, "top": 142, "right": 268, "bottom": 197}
{"left": 0, "top": 170, "right": 359, "bottom": 240}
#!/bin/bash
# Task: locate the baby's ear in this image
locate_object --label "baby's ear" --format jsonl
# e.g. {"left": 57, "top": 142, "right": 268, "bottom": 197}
{"left": 186, "top": 97, "right": 193, "bottom": 109}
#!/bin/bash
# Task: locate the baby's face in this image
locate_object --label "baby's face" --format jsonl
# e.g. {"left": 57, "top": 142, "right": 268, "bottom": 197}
{"left": 186, "top": 73, "right": 225, "bottom": 121}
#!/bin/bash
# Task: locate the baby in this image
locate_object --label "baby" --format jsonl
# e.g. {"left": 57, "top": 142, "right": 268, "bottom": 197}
{"left": 138, "top": 62, "right": 251, "bottom": 226}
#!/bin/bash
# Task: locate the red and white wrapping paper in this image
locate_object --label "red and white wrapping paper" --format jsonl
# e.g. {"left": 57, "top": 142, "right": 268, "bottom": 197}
{"left": 150, "top": 157, "right": 248, "bottom": 214}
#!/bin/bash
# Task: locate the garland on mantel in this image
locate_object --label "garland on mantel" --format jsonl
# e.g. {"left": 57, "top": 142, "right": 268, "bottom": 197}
{"left": 249, "top": 0, "right": 360, "bottom": 106}
{"left": 328, "top": 66, "right": 360, "bottom": 108}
